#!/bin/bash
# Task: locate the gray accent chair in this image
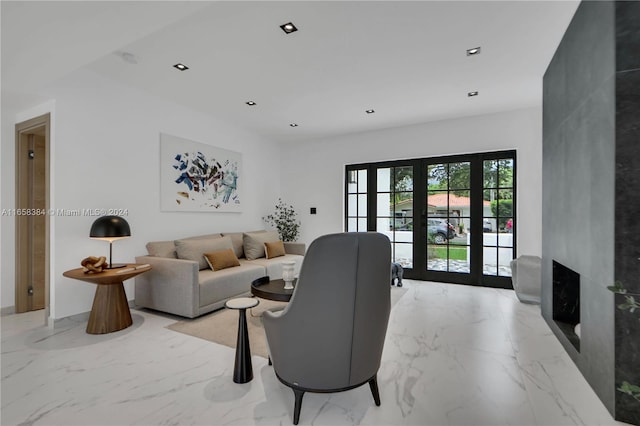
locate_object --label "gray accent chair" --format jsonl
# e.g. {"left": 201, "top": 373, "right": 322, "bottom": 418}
{"left": 262, "top": 232, "right": 392, "bottom": 425}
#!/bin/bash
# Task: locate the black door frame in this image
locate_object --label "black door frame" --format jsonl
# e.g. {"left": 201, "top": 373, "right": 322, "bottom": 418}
{"left": 345, "top": 150, "right": 516, "bottom": 289}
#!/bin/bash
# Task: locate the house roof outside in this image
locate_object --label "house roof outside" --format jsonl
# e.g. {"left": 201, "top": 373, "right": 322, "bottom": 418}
{"left": 391, "top": 194, "right": 489, "bottom": 213}
{"left": 427, "top": 193, "right": 490, "bottom": 208}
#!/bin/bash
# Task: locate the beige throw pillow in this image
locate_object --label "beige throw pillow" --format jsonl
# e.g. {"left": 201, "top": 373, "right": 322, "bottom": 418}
{"left": 243, "top": 231, "right": 280, "bottom": 260}
{"left": 175, "top": 236, "right": 233, "bottom": 270}
{"left": 264, "top": 240, "right": 286, "bottom": 259}
{"left": 204, "top": 249, "right": 241, "bottom": 271}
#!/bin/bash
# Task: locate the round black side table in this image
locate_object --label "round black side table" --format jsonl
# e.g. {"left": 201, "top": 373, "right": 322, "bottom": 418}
{"left": 225, "top": 297, "right": 259, "bottom": 383}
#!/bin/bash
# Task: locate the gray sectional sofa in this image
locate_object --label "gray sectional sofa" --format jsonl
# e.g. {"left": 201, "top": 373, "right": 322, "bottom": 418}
{"left": 134, "top": 230, "right": 304, "bottom": 318}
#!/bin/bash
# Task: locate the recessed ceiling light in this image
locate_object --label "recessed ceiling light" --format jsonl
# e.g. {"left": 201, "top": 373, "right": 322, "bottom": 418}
{"left": 280, "top": 22, "right": 298, "bottom": 34}
{"left": 466, "top": 47, "right": 481, "bottom": 56}
{"left": 468, "top": 91, "right": 479, "bottom": 97}
{"left": 173, "top": 63, "right": 189, "bottom": 71}
{"left": 365, "top": 109, "right": 375, "bottom": 114}
{"left": 289, "top": 123, "right": 298, "bottom": 127}
{"left": 246, "top": 101, "right": 257, "bottom": 106}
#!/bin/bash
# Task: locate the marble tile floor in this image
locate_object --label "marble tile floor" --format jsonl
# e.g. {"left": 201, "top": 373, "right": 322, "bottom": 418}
{"left": 1, "top": 280, "right": 628, "bottom": 426}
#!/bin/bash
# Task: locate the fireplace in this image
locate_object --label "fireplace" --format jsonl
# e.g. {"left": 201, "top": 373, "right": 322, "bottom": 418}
{"left": 552, "top": 261, "right": 580, "bottom": 351}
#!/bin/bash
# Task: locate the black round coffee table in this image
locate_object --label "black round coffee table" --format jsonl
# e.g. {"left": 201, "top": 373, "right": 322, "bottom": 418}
{"left": 251, "top": 276, "right": 296, "bottom": 302}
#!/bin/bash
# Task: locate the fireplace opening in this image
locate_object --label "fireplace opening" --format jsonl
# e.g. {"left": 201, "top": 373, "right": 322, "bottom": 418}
{"left": 553, "top": 260, "right": 581, "bottom": 351}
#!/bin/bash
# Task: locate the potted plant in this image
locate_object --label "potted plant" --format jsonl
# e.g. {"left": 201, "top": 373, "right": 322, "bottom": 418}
{"left": 263, "top": 199, "right": 301, "bottom": 242}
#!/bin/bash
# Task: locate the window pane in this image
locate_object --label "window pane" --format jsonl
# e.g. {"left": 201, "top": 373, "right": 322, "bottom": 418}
{"left": 448, "top": 162, "right": 470, "bottom": 190}
{"left": 449, "top": 258, "right": 470, "bottom": 274}
{"left": 357, "top": 218, "right": 367, "bottom": 231}
{"left": 498, "top": 224, "right": 513, "bottom": 247}
{"left": 394, "top": 243, "right": 413, "bottom": 268}
{"left": 394, "top": 229, "right": 413, "bottom": 243}
{"left": 394, "top": 198, "right": 413, "bottom": 230}
{"left": 347, "top": 170, "right": 358, "bottom": 185}
{"left": 498, "top": 247, "right": 513, "bottom": 277}
{"left": 498, "top": 159, "right": 513, "bottom": 188}
{"left": 483, "top": 246, "right": 498, "bottom": 276}
{"left": 377, "top": 193, "right": 391, "bottom": 216}
{"left": 394, "top": 167, "right": 413, "bottom": 192}
{"left": 483, "top": 230, "right": 497, "bottom": 246}
{"left": 457, "top": 217, "right": 471, "bottom": 236}
{"left": 427, "top": 191, "right": 447, "bottom": 212}
{"left": 358, "top": 169, "right": 367, "bottom": 192}
{"left": 348, "top": 181, "right": 358, "bottom": 194}
{"left": 483, "top": 160, "right": 498, "bottom": 188}
{"left": 428, "top": 164, "right": 448, "bottom": 190}
{"left": 348, "top": 194, "right": 357, "bottom": 215}
{"left": 347, "top": 218, "right": 357, "bottom": 232}
{"left": 377, "top": 217, "right": 392, "bottom": 231}
{"left": 377, "top": 168, "right": 391, "bottom": 192}
{"left": 427, "top": 243, "right": 447, "bottom": 271}
{"left": 358, "top": 194, "right": 367, "bottom": 215}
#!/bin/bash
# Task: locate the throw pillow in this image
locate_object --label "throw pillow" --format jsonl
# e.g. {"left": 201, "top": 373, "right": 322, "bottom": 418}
{"left": 204, "top": 248, "right": 241, "bottom": 271}
{"left": 264, "top": 240, "right": 286, "bottom": 259}
{"left": 175, "top": 236, "right": 233, "bottom": 270}
{"left": 243, "top": 231, "right": 280, "bottom": 260}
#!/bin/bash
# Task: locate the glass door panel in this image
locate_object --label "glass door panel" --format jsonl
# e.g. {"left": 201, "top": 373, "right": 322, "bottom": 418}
{"left": 346, "top": 151, "right": 515, "bottom": 289}
{"left": 346, "top": 168, "right": 367, "bottom": 232}
{"left": 426, "top": 162, "right": 470, "bottom": 274}
{"left": 376, "top": 166, "right": 413, "bottom": 268}
{"left": 482, "top": 159, "right": 515, "bottom": 277}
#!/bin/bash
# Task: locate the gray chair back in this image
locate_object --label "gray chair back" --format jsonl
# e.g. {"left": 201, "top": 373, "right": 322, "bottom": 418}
{"left": 263, "top": 232, "right": 391, "bottom": 390}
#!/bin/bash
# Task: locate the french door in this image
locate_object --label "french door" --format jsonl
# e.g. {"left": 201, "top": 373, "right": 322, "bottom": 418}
{"left": 345, "top": 151, "right": 516, "bottom": 289}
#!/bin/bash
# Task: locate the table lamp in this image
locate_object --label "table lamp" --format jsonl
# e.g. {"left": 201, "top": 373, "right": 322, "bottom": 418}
{"left": 90, "top": 215, "right": 131, "bottom": 269}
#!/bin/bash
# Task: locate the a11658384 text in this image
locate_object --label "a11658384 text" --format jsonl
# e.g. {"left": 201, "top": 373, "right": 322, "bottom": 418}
{"left": 1, "top": 208, "right": 129, "bottom": 217}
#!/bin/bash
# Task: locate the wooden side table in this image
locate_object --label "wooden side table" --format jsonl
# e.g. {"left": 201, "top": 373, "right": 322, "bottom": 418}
{"left": 63, "top": 264, "right": 151, "bottom": 334}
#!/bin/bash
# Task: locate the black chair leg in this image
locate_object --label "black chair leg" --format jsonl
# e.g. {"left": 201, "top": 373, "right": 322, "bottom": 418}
{"left": 268, "top": 356, "right": 272, "bottom": 366}
{"left": 369, "top": 376, "right": 381, "bottom": 406}
{"left": 293, "top": 388, "right": 305, "bottom": 425}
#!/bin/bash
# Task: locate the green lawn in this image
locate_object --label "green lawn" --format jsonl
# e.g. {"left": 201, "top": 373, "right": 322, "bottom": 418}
{"left": 432, "top": 245, "right": 468, "bottom": 261}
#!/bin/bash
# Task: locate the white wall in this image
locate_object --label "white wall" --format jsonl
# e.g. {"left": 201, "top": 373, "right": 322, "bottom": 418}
{"left": 280, "top": 107, "right": 543, "bottom": 258}
{"left": 1, "top": 69, "right": 282, "bottom": 319}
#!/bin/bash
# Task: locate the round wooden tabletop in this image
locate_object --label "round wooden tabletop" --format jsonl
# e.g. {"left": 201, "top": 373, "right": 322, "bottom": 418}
{"left": 63, "top": 264, "right": 151, "bottom": 285}
{"left": 251, "top": 276, "right": 295, "bottom": 302}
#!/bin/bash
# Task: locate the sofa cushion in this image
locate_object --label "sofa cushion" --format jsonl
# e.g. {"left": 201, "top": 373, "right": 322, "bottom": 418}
{"left": 243, "top": 231, "right": 279, "bottom": 260}
{"left": 146, "top": 240, "right": 177, "bottom": 258}
{"left": 222, "top": 231, "right": 266, "bottom": 258}
{"left": 183, "top": 233, "right": 222, "bottom": 241}
{"left": 198, "top": 263, "right": 266, "bottom": 308}
{"left": 204, "top": 248, "right": 241, "bottom": 271}
{"left": 264, "top": 240, "right": 286, "bottom": 259}
{"left": 175, "top": 236, "right": 233, "bottom": 270}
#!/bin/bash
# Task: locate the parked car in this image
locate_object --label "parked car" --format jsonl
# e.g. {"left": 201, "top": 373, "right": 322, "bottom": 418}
{"left": 427, "top": 218, "right": 456, "bottom": 244}
{"left": 483, "top": 219, "right": 493, "bottom": 232}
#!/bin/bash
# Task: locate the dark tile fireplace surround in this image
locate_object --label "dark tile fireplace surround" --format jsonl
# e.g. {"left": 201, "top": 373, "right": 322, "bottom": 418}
{"left": 542, "top": 1, "right": 640, "bottom": 424}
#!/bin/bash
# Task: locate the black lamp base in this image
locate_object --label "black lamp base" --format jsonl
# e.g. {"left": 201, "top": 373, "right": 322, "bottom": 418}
{"left": 105, "top": 263, "right": 128, "bottom": 269}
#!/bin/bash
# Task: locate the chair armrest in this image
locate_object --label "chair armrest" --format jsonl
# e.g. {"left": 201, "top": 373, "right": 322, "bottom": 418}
{"left": 134, "top": 255, "right": 199, "bottom": 318}
{"left": 284, "top": 242, "right": 306, "bottom": 256}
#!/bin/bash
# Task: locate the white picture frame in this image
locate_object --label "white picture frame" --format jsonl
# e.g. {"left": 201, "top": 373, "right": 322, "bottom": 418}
{"left": 160, "top": 133, "right": 242, "bottom": 212}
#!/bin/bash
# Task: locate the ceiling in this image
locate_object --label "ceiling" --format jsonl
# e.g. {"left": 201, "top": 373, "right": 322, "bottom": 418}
{"left": 3, "top": 1, "right": 580, "bottom": 143}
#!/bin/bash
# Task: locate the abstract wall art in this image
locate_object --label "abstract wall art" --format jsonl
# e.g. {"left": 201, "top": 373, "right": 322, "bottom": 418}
{"left": 160, "top": 133, "right": 241, "bottom": 212}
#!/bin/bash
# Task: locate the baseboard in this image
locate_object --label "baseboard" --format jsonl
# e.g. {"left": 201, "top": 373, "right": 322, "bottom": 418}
{"left": 1, "top": 305, "right": 16, "bottom": 316}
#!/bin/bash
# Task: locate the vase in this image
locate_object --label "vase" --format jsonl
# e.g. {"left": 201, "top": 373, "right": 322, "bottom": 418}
{"left": 282, "top": 261, "right": 296, "bottom": 290}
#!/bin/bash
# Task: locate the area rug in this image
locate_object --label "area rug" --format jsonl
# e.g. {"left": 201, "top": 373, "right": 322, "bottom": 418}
{"left": 166, "top": 285, "right": 409, "bottom": 358}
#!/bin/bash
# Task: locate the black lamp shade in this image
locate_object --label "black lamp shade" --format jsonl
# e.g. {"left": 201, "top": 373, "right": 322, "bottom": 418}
{"left": 90, "top": 216, "right": 131, "bottom": 240}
